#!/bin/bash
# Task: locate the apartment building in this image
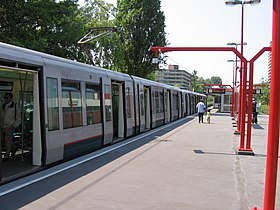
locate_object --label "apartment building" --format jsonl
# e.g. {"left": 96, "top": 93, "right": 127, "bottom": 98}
{"left": 155, "top": 65, "right": 191, "bottom": 89}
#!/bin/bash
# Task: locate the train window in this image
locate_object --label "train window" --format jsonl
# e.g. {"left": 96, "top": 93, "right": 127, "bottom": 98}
{"left": 86, "top": 83, "right": 101, "bottom": 125}
{"left": 224, "top": 95, "right": 232, "bottom": 105}
{"left": 173, "top": 93, "right": 178, "bottom": 111}
{"left": 62, "top": 80, "right": 82, "bottom": 129}
{"left": 126, "top": 87, "right": 131, "bottom": 118}
{"left": 47, "top": 78, "right": 59, "bottom": 131}
{"left": 104, "top": 84, "right": 112, "bottom": 121}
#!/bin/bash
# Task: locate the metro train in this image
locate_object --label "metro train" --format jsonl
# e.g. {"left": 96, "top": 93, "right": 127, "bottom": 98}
{"left": 0, "top": 42, "right": 205, "bottom": 181}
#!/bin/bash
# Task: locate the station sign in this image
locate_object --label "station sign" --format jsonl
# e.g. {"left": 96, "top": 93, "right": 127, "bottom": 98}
{"left": 246, "top": 89, "right": 262, "bottom": 94}
{"left": 208, "top": 88, "right": 226, "bottom": 94}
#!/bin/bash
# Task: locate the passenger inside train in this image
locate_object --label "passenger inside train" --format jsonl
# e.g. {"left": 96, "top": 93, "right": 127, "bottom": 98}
{"left": 1, "top": 92, "right": 21, "bottom": 161}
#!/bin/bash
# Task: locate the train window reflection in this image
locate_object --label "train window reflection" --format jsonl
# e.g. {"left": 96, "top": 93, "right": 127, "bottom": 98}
{"left": 47, "top": 78, "right": 59, "bottom": 131}
{"left": 86, "top": 83, "right": 101, "bottom": 125}
{"left": 62, "top": 80, "right": 82, "bottom": 129}
{"left": 104, "top": 84, "right": 112, "bottom": 121}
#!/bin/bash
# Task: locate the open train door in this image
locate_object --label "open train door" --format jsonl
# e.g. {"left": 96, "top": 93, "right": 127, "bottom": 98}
{"left": 111, "top": 81, "right": 124, "bottom": 141}
{"left": 0, "top": 66, "right": 41, "bottom": 181}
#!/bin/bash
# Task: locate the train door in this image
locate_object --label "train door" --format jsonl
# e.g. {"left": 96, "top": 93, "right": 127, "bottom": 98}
{"left": 124, "top": 82, "right": 135, "bottom": 137}
{"left": 171, "top": 91, "right": 179, "bottom": 121}
{"left": 191, "top": 95, "right": 195, "bottom": 114}
{"left": 102, "top": 78, "right": 113, "bottom": 145}
{"left": 139, "top": 85, "right": 145, "bottom": 132}
{"left": 0, "top": 66, "right": 41, "bottom": 182}
{"left": 134, "top": 83, "right": 140, "bottom": 135}
{"left": 111, "top": 82, "right": 124, "bottom": 141}
{"left": 136, "top": 83, "right": 145, "bottom": 133}
{"left": 144, "top": 87, "right": 151, "bottom": 130}
{"left": 186, "top": 94, "right": 189, "bottom": 116}
{"left": 164, "top": 90, "right": 171, "bottom": 123}
{"left": 178, "top": 92, "right": 181, "bottom": 118}
{"left": 180, "top": 92, "right": 185, "bottom": 117}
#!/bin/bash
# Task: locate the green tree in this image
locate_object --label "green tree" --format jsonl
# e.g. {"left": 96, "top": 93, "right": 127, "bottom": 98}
{"left": 115, "top": 0, "right": 167, "bottom": 78}
{"left": 0, "top": 0, "right": 86, "bottom": 61}
{"left": 260, "top": 78, "right": 270, "bottom": 105}
{"left": 80, "top": 0, "right": 122, "bottom": 67}
{"left": 204, "top": 78, "right": 212, "bottom": 85}
{"left": 210, "top": 76, "right": 223, "bottom": 84}
{"left": 203, "top": 76, "right": 222, "bottom": 85}
{"left": 190, "top": 70, "right": 204, "bottom": 93}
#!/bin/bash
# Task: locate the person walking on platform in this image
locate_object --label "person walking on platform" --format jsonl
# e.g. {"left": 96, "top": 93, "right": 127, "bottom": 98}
{"left": 1, "top": 92, "right": 21, "bottom": 161}
{"left": 252, "top": 98, "right": 259, "bottom": 124}
{"left": 196, "top": 98, "right": 206, "bottom": 123}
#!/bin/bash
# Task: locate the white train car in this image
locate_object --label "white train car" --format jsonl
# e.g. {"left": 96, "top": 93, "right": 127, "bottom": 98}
{"left": 0, "top": 42, "right": 205, "bottom": 183}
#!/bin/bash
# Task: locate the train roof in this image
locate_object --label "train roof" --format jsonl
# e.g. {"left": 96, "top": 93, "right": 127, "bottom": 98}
{"left": 131, "top": 75, "right": 181, "bottom": 91}
{"left": 0, "top": 42, "right": 206, "bottom": 97}
{"left": 0, "top": 42, "right": 132, "bottom": 81}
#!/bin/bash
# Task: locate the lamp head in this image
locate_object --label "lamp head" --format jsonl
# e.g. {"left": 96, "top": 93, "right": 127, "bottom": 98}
{"left": 244, "top": 0, "right": 261, "bottom": 5}
{"left": 227, "top": 42, "right": 237, "bottom": 46}
{"left": 225, "top": 0, "right": 242, "bottom": 6}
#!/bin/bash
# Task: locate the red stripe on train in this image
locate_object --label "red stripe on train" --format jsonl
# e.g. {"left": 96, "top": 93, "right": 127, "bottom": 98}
{"left": 64, "top": 134, "right": 103, "bottom": 146}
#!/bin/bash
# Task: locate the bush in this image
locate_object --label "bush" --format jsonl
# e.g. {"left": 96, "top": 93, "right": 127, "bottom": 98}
{"left": 259, "top": 104, "right": 269, "bottom": 115}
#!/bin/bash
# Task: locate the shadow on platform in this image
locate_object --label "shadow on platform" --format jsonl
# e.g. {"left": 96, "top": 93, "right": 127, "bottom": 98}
{"left": 252, "top": 124, "right": 264, "bottom": 129}
{"left": 0, "top": 116, "right": 196, "bottom": 209}
{"left": 193, "top": 149, "right": 236, "bottom": 156}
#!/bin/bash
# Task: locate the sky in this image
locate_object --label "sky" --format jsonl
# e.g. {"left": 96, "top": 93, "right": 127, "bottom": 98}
{"left": 159, "top": 0, "right": 272, "bottom": 85}
{"left": 81, "top": 0, "right": 273, "bottom": 85}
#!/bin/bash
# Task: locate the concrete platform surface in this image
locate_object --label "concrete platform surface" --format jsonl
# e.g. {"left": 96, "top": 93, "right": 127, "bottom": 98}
{"left": 0, "top": 113, "right": 279, "bottom": 210}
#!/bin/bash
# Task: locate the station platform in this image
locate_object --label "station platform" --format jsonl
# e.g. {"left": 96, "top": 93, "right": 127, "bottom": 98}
{"left": 0, "top": 112, "right": 279, "bottom": 209}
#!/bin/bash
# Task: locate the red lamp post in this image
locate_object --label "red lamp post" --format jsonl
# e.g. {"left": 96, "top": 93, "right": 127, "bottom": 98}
{"left": 225, "top": 0, "right": 261, "bottom": 134}
{"left": 262, "top": 1, "right": 280, "bottom": 208}
{"left": 226, "top": 42, "right": 246, "bottom": 121}
{"left": 227, "top": 59, "right": 238, "bottom": 118}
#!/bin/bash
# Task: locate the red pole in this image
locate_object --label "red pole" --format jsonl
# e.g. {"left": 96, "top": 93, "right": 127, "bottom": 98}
{"left": 236, "top": 3, "right": 245, "bottom": 133}
{"left": 245, "top": 61, "right": 254, "bottom": 151}
{"left": 236, "top": 63, "right": 243, "bottom": 133}
{"left": 231, "top": 87, "right": 235, "bottom": 118}
{"left": 246, "top": 47, "right": 271, "bottom": 153}
{"left": 238, "top": 61, "right": 247, "bottom": 150}
{"left": 263, "top": 0, "right": 280, "bottom": 208}
{"left": 233, "top": 65, "right": 239, "bottom": 119}
{"left": 231, "top": 62, "right": 235, "bottom": 118}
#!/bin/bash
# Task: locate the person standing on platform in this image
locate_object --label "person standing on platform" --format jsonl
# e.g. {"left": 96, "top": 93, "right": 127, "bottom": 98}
{"left": 252, "top": 98, "right": 259, "bottom": 124}
{"left": 196, "top": 98, "right": 206, "bottom": 123}
{"left": 1, "top": 92, "right": 21, "bottom": 161}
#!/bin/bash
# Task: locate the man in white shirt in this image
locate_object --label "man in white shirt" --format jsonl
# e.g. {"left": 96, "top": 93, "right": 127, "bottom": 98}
{"left": 196, "top": 99, "right": 206, "bottom": 123}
